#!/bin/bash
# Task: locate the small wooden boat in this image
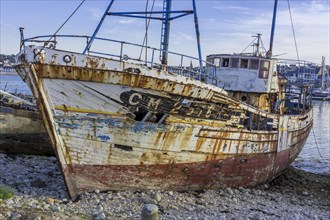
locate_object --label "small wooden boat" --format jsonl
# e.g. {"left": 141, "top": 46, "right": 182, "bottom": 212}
{"left": 0, "top": 90, "right": 53, "bottom": 156}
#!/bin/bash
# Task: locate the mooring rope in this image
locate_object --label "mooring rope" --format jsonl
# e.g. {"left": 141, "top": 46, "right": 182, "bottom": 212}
{"left": 311, "top": 127, "right": 330, "bottom": 170}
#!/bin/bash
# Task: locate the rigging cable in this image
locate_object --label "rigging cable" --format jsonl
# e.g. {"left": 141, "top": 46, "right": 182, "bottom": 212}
{"left": 240, "top": 37, "right": 258, "bottom": 54}
{"left": 43, "top": 0, "right": 86, "bottom": 49}
{"left": 288, "top": 0, "right": 329, "bottom": 170}
{"left": 259, "top": 38, "right": 267, "bottom": 55}
{"left": 145, "top": 0, "right": 149, "bottom": 62}
{"left": 288, "top": 0, "right": 329, "bottom": 171}
{"left": 311, "top": 127, "right": 330, "bottom": 170}
{"left": 139, "top": 0, "right": 157, "bottom": 60}
{"left": 287, "top": 0, "right": 300, "bottom": 66}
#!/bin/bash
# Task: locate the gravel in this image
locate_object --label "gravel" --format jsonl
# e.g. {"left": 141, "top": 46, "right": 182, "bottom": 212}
{"left": 0, "top": 153, "right": 329, "bottom": 219}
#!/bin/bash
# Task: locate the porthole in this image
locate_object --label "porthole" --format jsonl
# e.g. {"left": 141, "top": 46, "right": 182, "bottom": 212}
{"left": 63, "top": 55, "right": 72, "bottom": 63}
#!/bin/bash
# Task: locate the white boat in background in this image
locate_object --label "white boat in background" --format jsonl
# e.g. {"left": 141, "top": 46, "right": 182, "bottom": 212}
{"left": 15, "top": 0, "right": 313, "bottom": 198}
{"left": 312, "top": 57, "right": 330, "bottom": 101}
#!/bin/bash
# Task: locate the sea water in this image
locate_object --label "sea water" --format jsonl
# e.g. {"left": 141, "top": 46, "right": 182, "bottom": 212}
{"left": 293, "top": 100, "right": 330, "bottom": 176}
{"left": 1, "top": 73, "right": 329, "bottom": 175}
{"left": 0, "top": 74, "right": 32, "bottom": 95}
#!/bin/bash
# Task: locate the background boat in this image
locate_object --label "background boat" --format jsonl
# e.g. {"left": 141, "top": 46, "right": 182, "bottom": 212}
{"left": 0, "top": 89, "right": 53, "bottom": 156}
{"left": 312, "top": 57, "right": 330, "bottom": 100}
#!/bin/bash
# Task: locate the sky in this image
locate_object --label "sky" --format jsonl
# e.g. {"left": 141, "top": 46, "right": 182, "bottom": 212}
{"left": 1, "top": 0, "right": 329, "bottom": 65}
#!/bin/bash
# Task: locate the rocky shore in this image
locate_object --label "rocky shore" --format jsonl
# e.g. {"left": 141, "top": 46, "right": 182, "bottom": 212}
{"left": 0, "top": 153, "right": 329, "bottom": 220}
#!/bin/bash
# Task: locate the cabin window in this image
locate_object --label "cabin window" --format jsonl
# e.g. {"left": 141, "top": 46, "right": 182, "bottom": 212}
{"left": 206, "top": 57, "right": 214, "bottom": 67}
{"left": 259, "top": 60, "right": 270, "bottom": 78}
{"left": 240, "top": 59, "right": 248, "bottom": 68}
{"left": 221, "top": 58, "right": 230, "bottom": 67}
{"left": 249, "top": 59, "right": 259, "bottom": 70}
{"left": 214, "top": 58, "right": 220, "bottom": 67}
{"left": 230, "top": 58, "right": 239, "bottom": 68}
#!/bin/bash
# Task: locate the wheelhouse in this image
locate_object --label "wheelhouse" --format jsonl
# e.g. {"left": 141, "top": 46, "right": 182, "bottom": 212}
{"left": 206, "top": 54, "right": 279, "bottom": 93}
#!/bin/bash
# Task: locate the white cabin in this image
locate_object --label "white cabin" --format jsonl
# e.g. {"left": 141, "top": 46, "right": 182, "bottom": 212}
{"left": 206, "top": 54, "right": 280, "bottom": 93}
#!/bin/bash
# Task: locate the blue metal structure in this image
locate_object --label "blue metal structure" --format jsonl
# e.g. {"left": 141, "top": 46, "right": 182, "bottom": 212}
{"left": 268, "top": 0, "right": 278, "bottom": 58}
{"left": 160, "top": 0, "right": 172, "bottom": 65}
{"left": 82, "top": 0, "right": 115, "bottom": 54}
{"left": 82, "top": 0, "right": 203, "bottom": 67}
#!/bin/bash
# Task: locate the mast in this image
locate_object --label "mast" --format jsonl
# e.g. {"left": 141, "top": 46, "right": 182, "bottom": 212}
{"left": 321, "top": 56, "right": 325, "bottom": 89}
{"left": 253, "top": 33, "right": 262, "bottom": 56}
{"left": 267, "top": 0, "right": 278, "bottom": 58}
{"left": 19, "top": 27, "right": 25, "bottom": 51}
{"left": 160, "top": 0, "right": 172, "bottom": 65}
{"left": 192, "top": 0, "right": 203, "bottom": 77}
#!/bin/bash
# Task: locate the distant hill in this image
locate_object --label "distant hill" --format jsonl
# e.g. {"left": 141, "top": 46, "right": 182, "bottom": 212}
{"left": 0, "top": 54, "right": 16, "bottom": 64}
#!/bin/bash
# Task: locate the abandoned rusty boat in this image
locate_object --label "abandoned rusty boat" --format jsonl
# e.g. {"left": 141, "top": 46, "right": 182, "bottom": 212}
{"left": 15, "top": 0, "right": 313, "bottom": 197}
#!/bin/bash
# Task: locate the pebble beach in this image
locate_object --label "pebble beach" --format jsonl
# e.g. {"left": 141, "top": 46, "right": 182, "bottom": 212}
{"left": 0, "top": 153, "right": 329, "bottom": 220}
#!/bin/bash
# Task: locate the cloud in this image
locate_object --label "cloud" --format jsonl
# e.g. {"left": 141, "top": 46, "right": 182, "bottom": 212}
{"left": 0, "top": 20, "right": 14, "bottom": 29}
{"left": 118, "top": 18, "right": 137, "bottom": 24}
{"left": 89, "top": 8, "right": 102, "bottom": 21}
{"left": 213, "top": 5, "right": 250, "bottom": 11}
{"left": 200, "top": 0, "right": 329, "bottom": 63}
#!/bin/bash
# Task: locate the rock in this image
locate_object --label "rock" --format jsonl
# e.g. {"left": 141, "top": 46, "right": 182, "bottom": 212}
{"left": 10, "top": 211, "right": 21, "bottom": 220}
{"left": 52, "top": 205, "right": 61, "bottom": 212}
{"left": 95, "top": 189, "right": 100, "bottom": 194}
{"left": 151, "top": 192, "right": 161, "bottom": 202}
{"left": 238, "top": 186, "right": 245, "bottom": 191}
{"left": 171, "top": 204, "right": 179, "bottom": 211}
{"left": 254, "top": 190, "right": 262, "bottom": 195}
{"left": 233, "top": 189, "right": 240, "bottom": 194}
{"left": 143, "top": 197, "right": 158, "bottom": 205}
{"left": 168, "top": 191, "right": 173, "bottom": 196}
{"left": 186, "top": 197, "right": 194, "bottom": 204}
{"left": 30, "top": 179, "right": 47, "bottom": 188}
{"left": 263, "top": 183, "right": 270, "bottom": 189}
{"left": 95, "top": 211, "right": 106, "bottom": 220}
{"left": 46, "top": 197, "right": 55, "bottom": 205}
{"left": 5, "top": 211, "right": 12, "bottom": 218}
{"left": 226, "top": 188, "right": 234, "bottom": 195}
{"left": 302, "top": 191, "right": 309, "bottom": 196}
{"left": 97, "top": 205, "right": 104, "bottom": 211}
{"left": 141, "top": 204, "right": 159, "bottom": 220}
{"left": 158, "top": 201, "right": 169, "bottom": 210}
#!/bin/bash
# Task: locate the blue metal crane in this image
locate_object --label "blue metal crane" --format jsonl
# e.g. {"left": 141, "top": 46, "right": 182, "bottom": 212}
{"left": 82, "top": 0, "right": 203, "bottom": 69}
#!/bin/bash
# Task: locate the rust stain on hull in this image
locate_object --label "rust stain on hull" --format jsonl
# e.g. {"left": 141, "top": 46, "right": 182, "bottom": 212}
{"left": 64, "top": 148, "right": 294, "bottom": 195}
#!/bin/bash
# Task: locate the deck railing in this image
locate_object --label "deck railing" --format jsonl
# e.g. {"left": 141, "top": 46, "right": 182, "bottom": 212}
{"left": 22, "top": 34, "right": 217, "bottom": 83}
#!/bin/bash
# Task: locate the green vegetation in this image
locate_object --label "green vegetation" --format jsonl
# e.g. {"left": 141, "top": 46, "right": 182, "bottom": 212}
{"left": 0, "top": 185, "right": 15, "bottom": 200}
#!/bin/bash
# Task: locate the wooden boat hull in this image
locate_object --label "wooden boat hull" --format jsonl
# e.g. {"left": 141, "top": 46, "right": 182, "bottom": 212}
{"left": 15, "top": 46, "right": 313, "bottom": 197}
{"left": 0, "top": 106, "right": 53, "bottom": 156}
